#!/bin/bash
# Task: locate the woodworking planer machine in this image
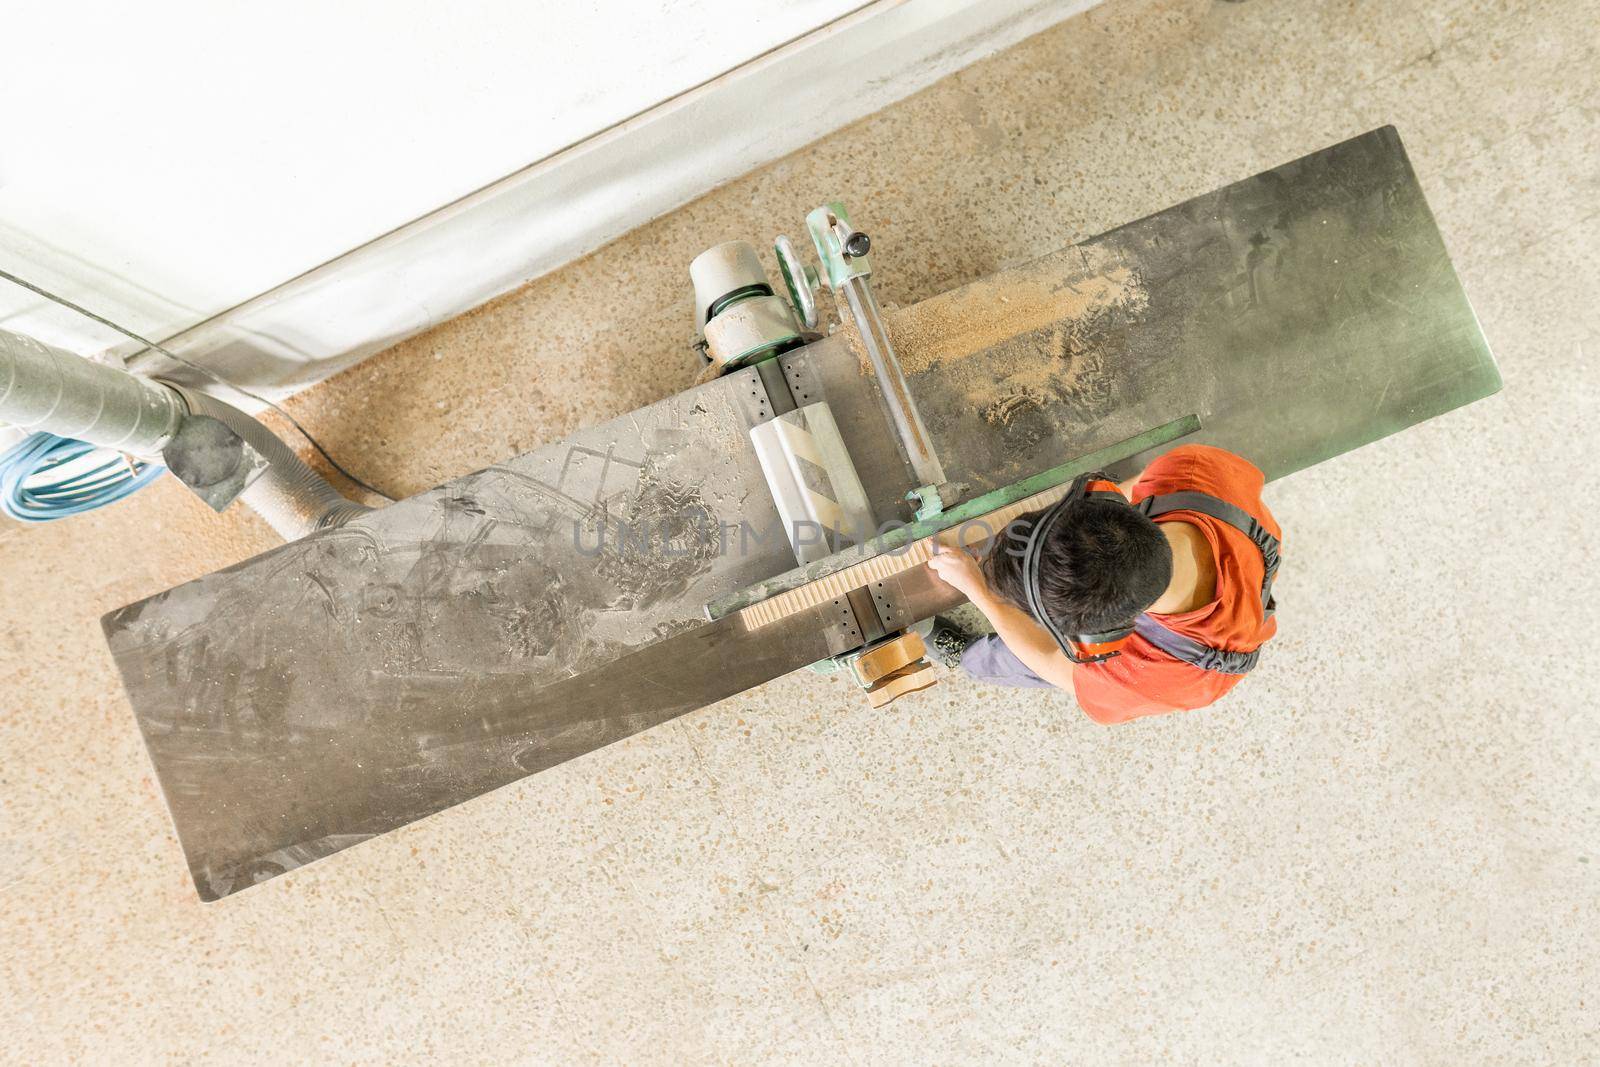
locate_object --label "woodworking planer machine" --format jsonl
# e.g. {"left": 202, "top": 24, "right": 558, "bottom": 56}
{"left": 692, "top": 203, "right": 1008, "bottom": 707}
{"left": 101, "top": 127, "right": 1501, "bottom": 899}
{"left": 690, "top": 205, "right": 1200, "bottom": 706}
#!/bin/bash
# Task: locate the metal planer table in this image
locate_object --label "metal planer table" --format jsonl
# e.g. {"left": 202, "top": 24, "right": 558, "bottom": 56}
{"left": 102, "top": 127, "right": 1499, "bottom": 899}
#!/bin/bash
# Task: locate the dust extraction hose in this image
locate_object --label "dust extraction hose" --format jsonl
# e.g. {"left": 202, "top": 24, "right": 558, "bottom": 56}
{"left": 0, "top": 328, "right": 185, "bottom": 456}
{"left": 176, "top": 387, "right": 370, "bottom": 536}
{"left": 0, "top": 328, "right": 370, "bottom": 539}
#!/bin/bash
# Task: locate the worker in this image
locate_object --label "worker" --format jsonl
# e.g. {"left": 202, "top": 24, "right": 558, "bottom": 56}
{"left": 924, "top": 443, "right": 1281, "bottom": 724}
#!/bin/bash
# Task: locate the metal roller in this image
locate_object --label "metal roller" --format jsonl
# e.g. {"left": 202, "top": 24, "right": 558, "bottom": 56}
{"left": 748, "top": 401, "right": 876, "bottom": 565}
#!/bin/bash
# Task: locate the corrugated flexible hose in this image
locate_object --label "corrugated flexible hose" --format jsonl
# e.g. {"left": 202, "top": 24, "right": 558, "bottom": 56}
{"left": 177, "top": 387, "right": 371, "bottom": 538}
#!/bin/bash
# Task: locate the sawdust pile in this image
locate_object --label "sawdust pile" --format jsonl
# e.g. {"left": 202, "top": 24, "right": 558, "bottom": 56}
{"left": 889, "top": 261, "right": 1145, "bottom": 376}
{"left": 878, "top": 253, "right": 1150, "bottom": 430}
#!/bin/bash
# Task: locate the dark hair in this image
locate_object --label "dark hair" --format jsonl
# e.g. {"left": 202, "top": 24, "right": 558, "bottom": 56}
{"left": 983, "top": 498, "right": 1172, "bottom": 635}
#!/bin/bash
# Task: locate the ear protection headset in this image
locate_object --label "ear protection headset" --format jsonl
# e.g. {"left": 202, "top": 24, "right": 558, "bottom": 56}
{"left": 1008, "top": 471, "right": 1137, "bottom": 664}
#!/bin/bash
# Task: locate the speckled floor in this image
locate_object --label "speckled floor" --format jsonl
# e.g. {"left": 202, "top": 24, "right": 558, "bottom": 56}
{"left": 5, "top": 0, "right": 1598, "bottom": 1061}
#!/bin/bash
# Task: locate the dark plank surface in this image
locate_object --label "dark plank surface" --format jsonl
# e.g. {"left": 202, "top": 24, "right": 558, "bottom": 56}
{"left": 817, "top": 125, "right": 1499, "bottom": 493}
{"left": 103, "top": 127, "right": 1499, "bottom": 899}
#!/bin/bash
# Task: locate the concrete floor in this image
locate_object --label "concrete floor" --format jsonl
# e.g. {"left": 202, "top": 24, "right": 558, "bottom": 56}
{"left": 4, "top": 0, "right": 1598, "bottom": 1061}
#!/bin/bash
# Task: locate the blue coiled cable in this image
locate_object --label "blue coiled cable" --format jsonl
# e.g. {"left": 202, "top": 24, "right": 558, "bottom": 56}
{"left": 0, "top": 432, "right": 164, "bottom": 522}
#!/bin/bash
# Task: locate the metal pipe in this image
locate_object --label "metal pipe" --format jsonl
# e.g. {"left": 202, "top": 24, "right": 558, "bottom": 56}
{"left": 0, "top": 328, "right": 185, "bottom": 457}
{"left": 839, "top": 276, "right": 945, "bottom": 488}
{"left": 0, "top": 327, "right": 370, "bottom": 538}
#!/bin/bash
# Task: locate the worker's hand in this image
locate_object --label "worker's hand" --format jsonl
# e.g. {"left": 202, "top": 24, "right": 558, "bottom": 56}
{"left": 927, "top": 541, "right": 989, "bottom": 603}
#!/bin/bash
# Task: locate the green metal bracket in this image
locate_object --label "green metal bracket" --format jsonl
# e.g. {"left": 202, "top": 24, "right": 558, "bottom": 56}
{"left": 907, "top": 484, "right": 945, "bottom": 521}
{"left": 806, "top": 202, "right": 871, "bottom": 291}
{"left": 806, "top": 637, "right": 908, "bottom": 688}
{"left": 810, "top": 645, "right": 871, "bottom": 685}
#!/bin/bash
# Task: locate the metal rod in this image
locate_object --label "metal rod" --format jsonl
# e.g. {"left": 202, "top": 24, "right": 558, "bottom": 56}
{"left": 839, "top": 276, "right": 946, "bottom": 489}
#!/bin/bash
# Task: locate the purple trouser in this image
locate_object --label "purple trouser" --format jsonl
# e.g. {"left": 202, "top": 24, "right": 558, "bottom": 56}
{"left": 958, "top": 634, "right": 1057, "bottom": 688}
